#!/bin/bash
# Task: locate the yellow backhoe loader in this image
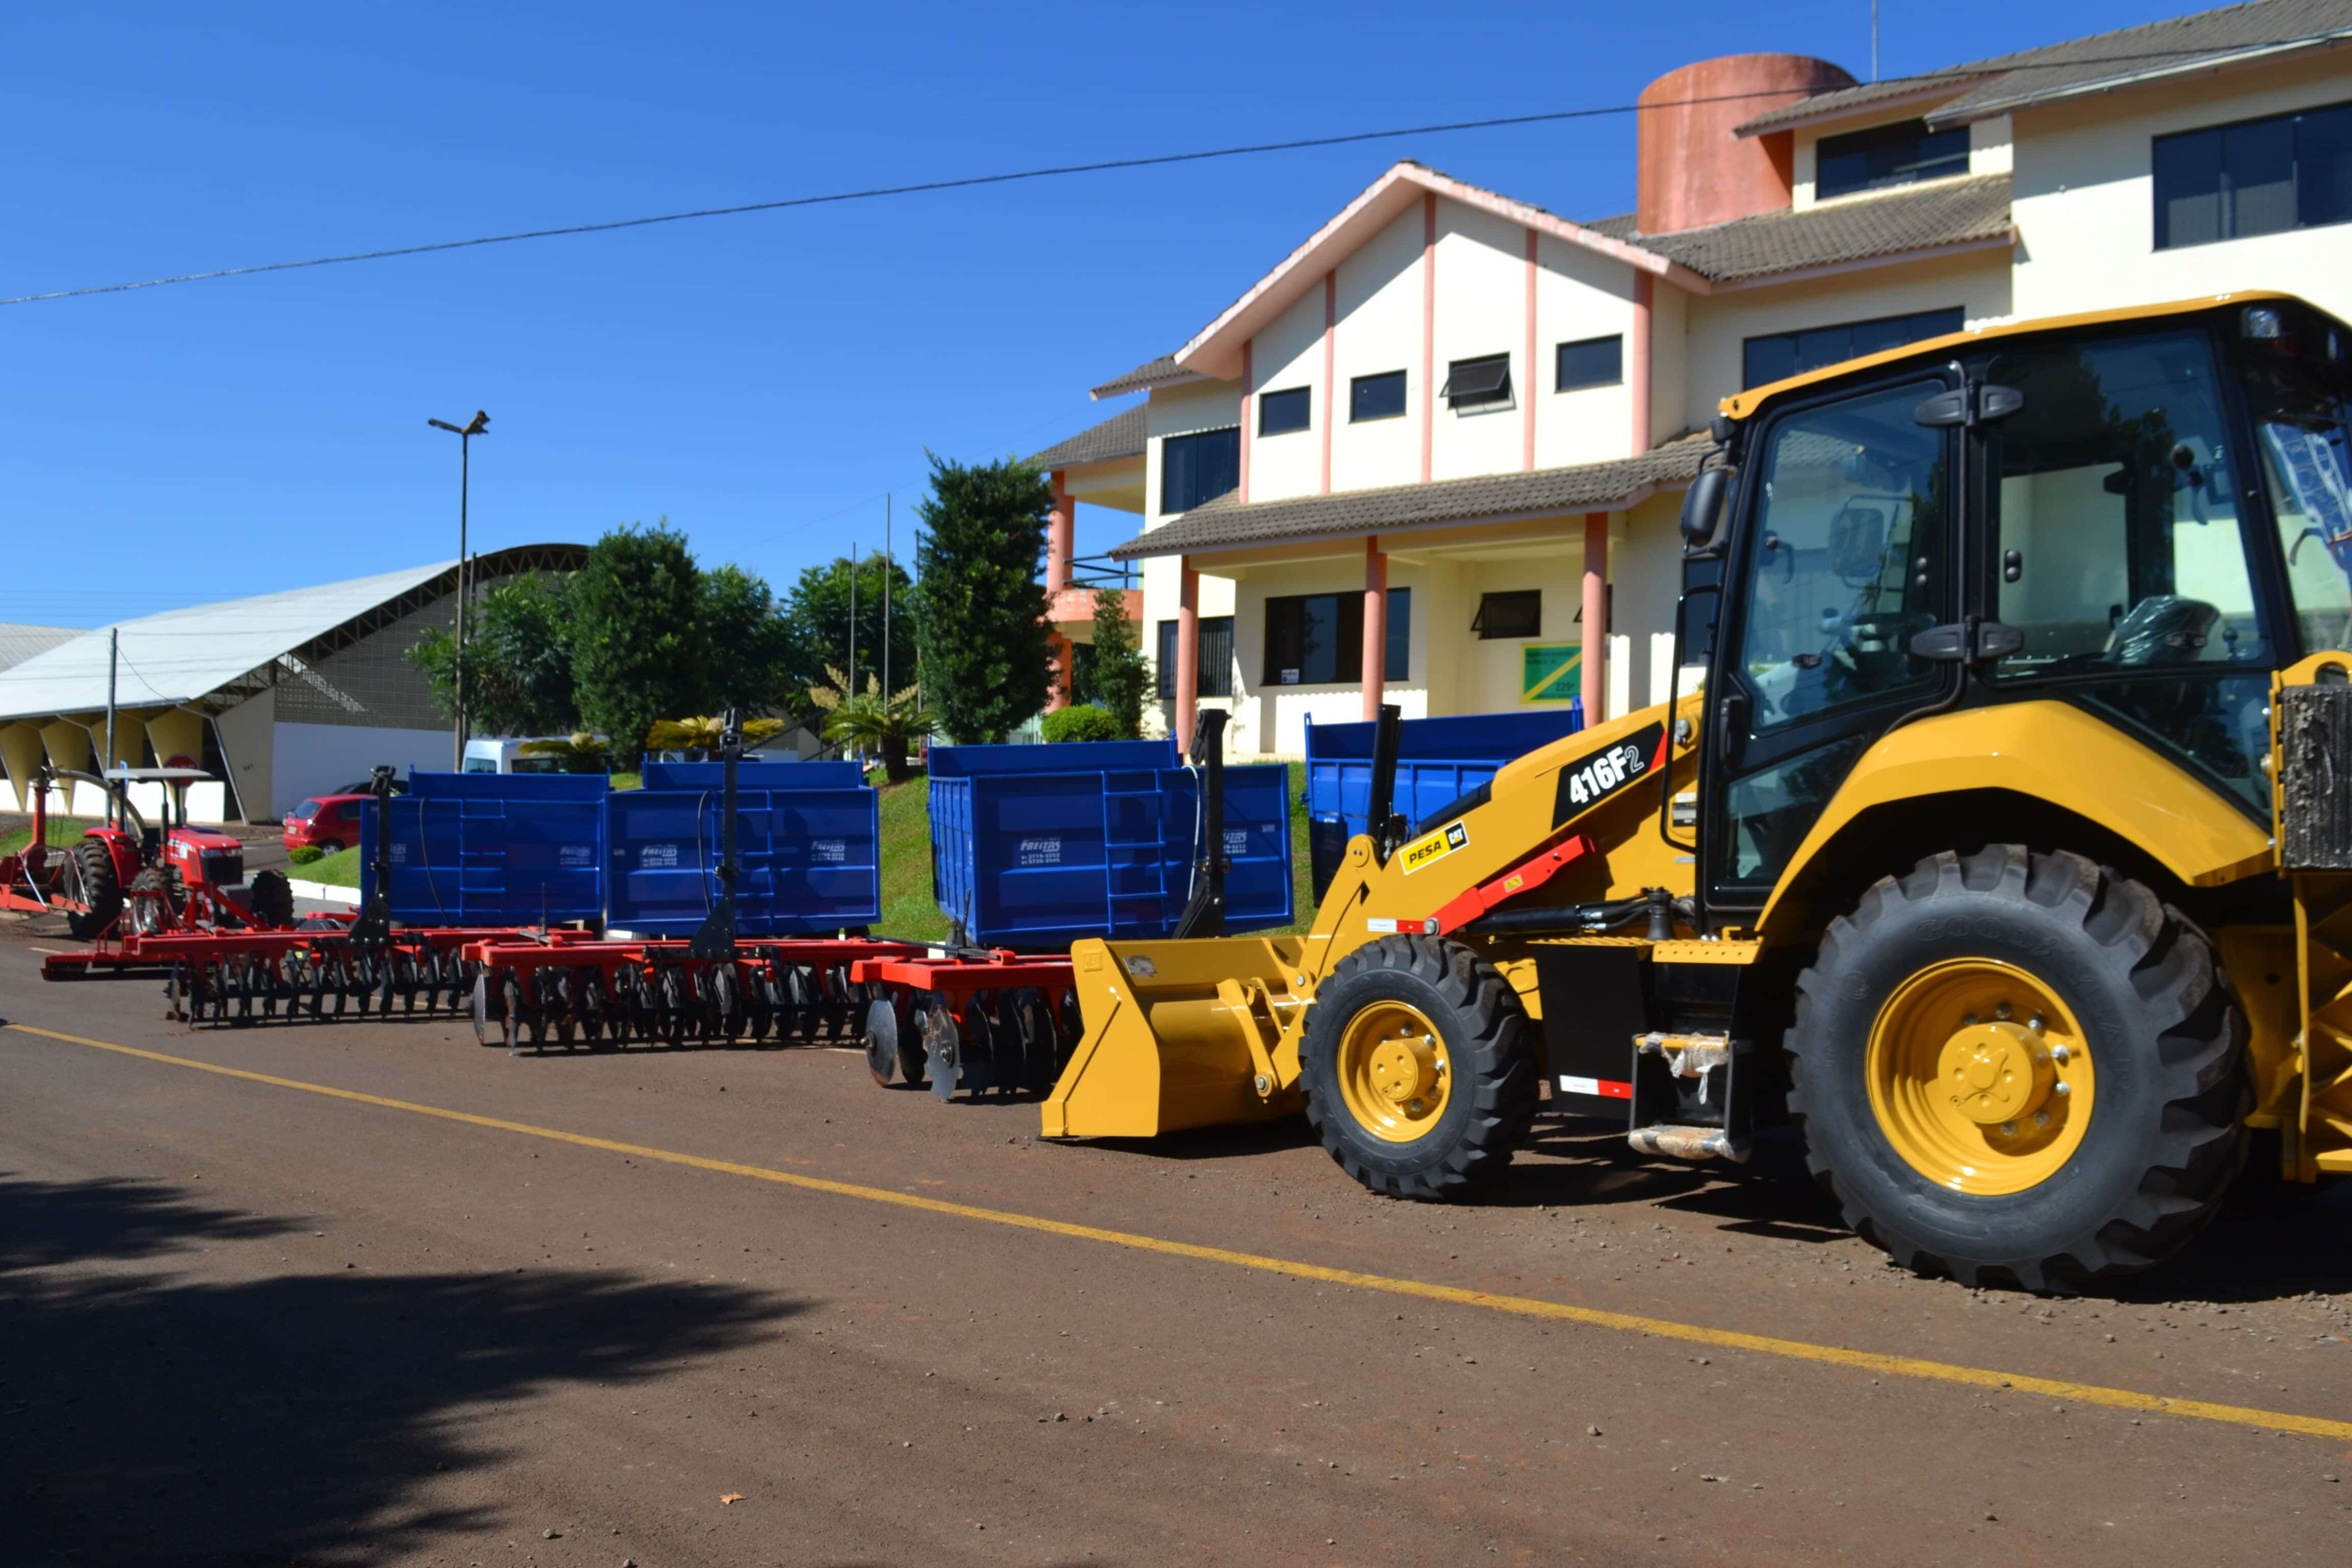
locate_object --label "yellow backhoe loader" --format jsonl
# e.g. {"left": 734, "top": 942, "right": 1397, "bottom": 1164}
{"left": 1041, "top": 291, "right": 2352, "bottom": 1290}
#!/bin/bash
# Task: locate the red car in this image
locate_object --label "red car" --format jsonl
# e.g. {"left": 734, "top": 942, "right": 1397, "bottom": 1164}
{"left": 283, "top": 793, "right": 367, "bottom": 855}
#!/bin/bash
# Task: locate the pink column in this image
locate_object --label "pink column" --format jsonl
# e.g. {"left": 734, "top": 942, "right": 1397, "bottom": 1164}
{"left": 1176, "top": 560, "right": 1200, "bottom": 756}
{"left": 1238, "top": 340, "right": 1254, "bottom": 504}
{"left": 1046, "top": 471, "right": 1073, "bottom": 593}
{"left": 1361, "top": 536, "right": 1388, "bottom": 722}
{"left": 1419, "top": 193, "right": 1436, "bottom": 484}
{"left": 1319, "top": 271, "right": 1336, "bottom": 495}
{"left": 1045, "top": 631, "right": 1072, "bottom": 714}
{"left": 1581, "top": 512, "right": 1609, "bottom": 723}
{"left": 1522, "top": 226, "right": 1539, "bottom": 472}
{"left": 1629, "top": 273, "right": 1654, "bottom": 455}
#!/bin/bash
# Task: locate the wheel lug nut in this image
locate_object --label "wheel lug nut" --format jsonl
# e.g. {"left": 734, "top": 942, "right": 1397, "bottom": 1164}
{"left": 2033, "top": 1111, "right": 2050, "bottom": 1128}
{"left": 2050, "top": 1044, "right": 2070, "bottom": 1064}
{"left": 2000, "top": 1122, "right": 2018, "bottom": 1138}
{"left": 1995, "top": 1002, "right": 2013, "bottom": 1020}
{"left": 2028, "top": 1015, "right": 2046, "bottom": 1032}
{"left": 2052, "top": 1081, "right": 2070, "bottom": 1097}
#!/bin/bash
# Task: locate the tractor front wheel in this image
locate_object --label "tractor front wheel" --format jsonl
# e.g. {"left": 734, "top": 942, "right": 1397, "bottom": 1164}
{"left": 65, "top": 839, "right": 122, "bottom": 940}
{"left": 1300, "top": 935, "right": 1537, "bottom": 1199}
{"left": 1788, "top": 846, "right": 2246, "bottom": 1292}
{"left": 247, "top": 870, "right": 295, "bottom": 930}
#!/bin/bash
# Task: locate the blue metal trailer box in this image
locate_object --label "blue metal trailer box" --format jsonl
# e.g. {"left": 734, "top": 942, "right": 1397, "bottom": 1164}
{"left": 605, "top": 763, "right": 880, "bottom": 936}
{"left": 360, "top": 771, "right": 607, "bottom": 927}
{"left": 1302, "top": 707, "right": 1584, "bottom": 900}
{"left": 928, "top": 741, "right": 1292, "bottom": 949}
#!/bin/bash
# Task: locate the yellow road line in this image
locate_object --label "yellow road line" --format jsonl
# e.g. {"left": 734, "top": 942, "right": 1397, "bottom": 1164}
{"left": 11, "top": 1018, "right": 2350, "bottom": 1443}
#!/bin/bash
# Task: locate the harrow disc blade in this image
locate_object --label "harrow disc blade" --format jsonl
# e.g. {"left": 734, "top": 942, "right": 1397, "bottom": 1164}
{"left": 922, "top": 1001, "right": 962, "bottom": 1102}
{"left": 980, "top": 993, "right": 1023, "bottom": 1097}
{"left": 471, "top": 971, "right": 498, "bottom": 1045}
{"left": 862, "top": 996, "right": 902, "bottom": 1087}
{"left": 1007, "top": 987, "right": 1057, "bottom": 1095}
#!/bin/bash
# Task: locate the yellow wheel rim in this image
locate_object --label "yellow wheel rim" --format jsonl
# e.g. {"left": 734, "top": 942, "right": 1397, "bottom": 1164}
{"left": 1866, "top": 958, "right": 2096, "bottom": 1196}
{"left": 1335, "top": 1000, "right": 1452, "bottom": 1143}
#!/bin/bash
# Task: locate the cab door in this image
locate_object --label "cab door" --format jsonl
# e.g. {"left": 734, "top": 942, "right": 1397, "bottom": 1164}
{"left": 1702, "top": 371, "right": 1964, "bottom": 915}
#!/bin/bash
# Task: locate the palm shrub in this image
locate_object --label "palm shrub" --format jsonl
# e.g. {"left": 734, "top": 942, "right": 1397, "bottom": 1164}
{"left": 808, "top": 666, "right": 933, "bottom": 782}
{"left": 516, "top": 731, "right": 615, "bottom": 773}
{"left": 643, "top": 715, "right": 786, "bottom": 761}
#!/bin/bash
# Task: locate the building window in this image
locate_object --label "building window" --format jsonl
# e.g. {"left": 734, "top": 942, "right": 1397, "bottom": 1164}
{"left": 1473, "top": 590, "right": 1542, "bottom": 640}
{"left": 1160, "top": 427, "right": 1240, "bottom": 513}
{"left": 1258, "top": 386, "right": 1310, "bottom": 436}
{"left": 1742, "top": 307, "right": 1964, "bottom": 389}
{"left": 1351, "top": 370, "right": 1408, "bottom": 422}
{"left": 1441, "top": 354, "right": 1512, "bottom": 410}
{"left": 1156, "top": 616, "right": 1235, "bottom": 699}
{"left": 1555, "top": 335, "right": 1622, "bottom": 392}
{"left": 2154, "top": 100, "right": 2352, "bottom": 249}
{"left": 1816, "top": 118, "right": 1971, "bottom": 200}
{"left": 1262, "top": 589, "right": 1410, "bottom": 685}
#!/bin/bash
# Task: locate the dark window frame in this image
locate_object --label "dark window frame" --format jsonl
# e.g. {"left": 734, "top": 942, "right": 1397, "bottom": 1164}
{"left": 1261, "top": 589, "right": 1410, "bottom": 685}
{"left": 1472, "top": 589, "right": 1542, "bottom": 640}
{"left": 1350, "top": 370, "right": 1408, "bottom": 423}
{"left": 1156, "top": 615, "right": 1235, "bottom": 700}
{"left": 1816, "top": 117, "right": 1971, "bottom": 200}
{"left": 1742, "top": 307, "right": 1965, "bottom": 389}
{"left": 1258, "top": 386, "right": 1311, "bottom": 436}
{"left": 1554, "top": 335, "right": 1623, "bottom": 392}
{"left": 2153, "top": 96, "right": 2352, "bottom": 250}
{"left": 1159, "top": 426, "right": 1241, "bottom": 513}
{"left": 1441, "top": 353, "right": 1513, "bottom": 410}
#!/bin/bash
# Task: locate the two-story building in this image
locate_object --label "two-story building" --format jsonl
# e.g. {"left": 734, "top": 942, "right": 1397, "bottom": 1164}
{"left": 1031, "top": 0, "right": 2352, "bottom": 755}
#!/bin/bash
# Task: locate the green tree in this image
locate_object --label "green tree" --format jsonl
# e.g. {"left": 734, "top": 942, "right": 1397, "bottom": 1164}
{"left": 912, "top": 455, "right": 1054, "bottom": 744}
{"left": 779, "top": 555, "right": 917, "bottom": 721}
{"left": 570, "top": 522, "right": 706, "bottom": 768}
{"left": 697, "top": 562, "right": 793, "bottom": 714}
{"left": 407, "top": 571, "right": 579, "bottom": 736}
{"left": 1087, "top": 588, "right": 1148, "bottom": 739}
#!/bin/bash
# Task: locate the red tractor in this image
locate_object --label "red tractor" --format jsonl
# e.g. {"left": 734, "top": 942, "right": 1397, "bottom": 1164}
{"left": 3, "top": 763, "right": 293, "bottom": 938}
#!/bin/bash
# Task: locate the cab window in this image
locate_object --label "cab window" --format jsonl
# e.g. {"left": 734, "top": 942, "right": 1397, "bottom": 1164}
{"left": 2238, "top": 345, "right": 2352, "bottom": 654}
{"left": 1734, "top": 379, "right": 1949, "bottom": 730}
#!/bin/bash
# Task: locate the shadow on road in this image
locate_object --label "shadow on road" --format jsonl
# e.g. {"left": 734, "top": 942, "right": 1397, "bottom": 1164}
{"left": 0, "top": 1172, "right": 797, "bottom": 1565}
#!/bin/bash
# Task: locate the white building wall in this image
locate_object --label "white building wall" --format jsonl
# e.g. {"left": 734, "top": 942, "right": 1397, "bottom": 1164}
{"left": 1247, "top": 282, "right": 1326, "bottom": 503}
{"left": 1680, "top": 250, "right": 2014, "bottom": 433}
{"left": 271, "top": 722, "right": 448, "bottom": 818}
{"left": 1143, "top": 379, "right": 1245, "bottom": 525}
{"left": 1532, "top": 232, "right": 1640, "bottom": 467}
{"left": 1430, "top": 201, "right": 1533, "bottom": 482}
{"left": 1330, "top": 204, "right": 1430, "bottom": 493}
{"left": 2009, "top": 55, "right": 2352, "bottom": 324}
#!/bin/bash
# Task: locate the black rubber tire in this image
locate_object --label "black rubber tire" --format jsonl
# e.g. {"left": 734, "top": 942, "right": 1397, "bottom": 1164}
{"left": 128, "top": 867, "right": 173, "bottom": 935}
{"left": 66, "top": 838, "right": 122, "bottom": 940}
{"left": 1299, "top": 935, "right": 1538, "bottom": 1199}
{"left": 1788, "top": 846, "right": 2247, "bottom": 1293}
{"left": 248, "top": 869, "right": 295, "bottom": 930}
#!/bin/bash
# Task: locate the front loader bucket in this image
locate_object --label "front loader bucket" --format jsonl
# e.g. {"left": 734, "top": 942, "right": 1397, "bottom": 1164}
{"left": 1042, "top": 936, "right": 1308, "bottom": 1138}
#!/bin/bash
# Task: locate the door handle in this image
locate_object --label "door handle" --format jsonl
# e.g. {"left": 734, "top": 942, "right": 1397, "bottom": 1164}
{"left": 1716, "top": 692, "right": 1748, "bottom": 766}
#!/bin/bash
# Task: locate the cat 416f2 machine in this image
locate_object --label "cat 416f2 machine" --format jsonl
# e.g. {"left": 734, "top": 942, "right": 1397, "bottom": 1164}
{"left": 1040, "top": 291, "right": 2352, "bottom": 1291}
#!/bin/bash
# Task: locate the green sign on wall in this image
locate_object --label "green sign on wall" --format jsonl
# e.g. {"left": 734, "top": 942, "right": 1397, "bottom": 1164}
{"left": 1522, "top": 643, "right": 1581, "bottom": 703}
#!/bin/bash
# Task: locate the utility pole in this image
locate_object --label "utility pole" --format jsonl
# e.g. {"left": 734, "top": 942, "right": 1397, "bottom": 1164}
{"left": 428, "top": 411, "right": 491, "bottom": 769}
{"left": 847, "top": 542, "right": 858, "bottom": 698}
{"left": 881, "top": 493, "right": 892, "bottom": 700}
{"left": 104, "top": 628, "right": 118, "bottom": 828}
{"left": 1871, "top": 0, "right": 1879, "bottom": 81}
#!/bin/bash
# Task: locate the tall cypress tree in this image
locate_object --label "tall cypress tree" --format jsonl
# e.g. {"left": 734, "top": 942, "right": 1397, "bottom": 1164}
{"left": 1089, "top": 587, "right": 1149, "bottom": 739}
{"left": 911, "top": 456, "right": 1054, "bottom": 743}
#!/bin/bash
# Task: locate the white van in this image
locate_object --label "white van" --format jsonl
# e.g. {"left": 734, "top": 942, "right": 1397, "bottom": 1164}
{"left": 462, "top": 737, "right": 574, "bottom": 775}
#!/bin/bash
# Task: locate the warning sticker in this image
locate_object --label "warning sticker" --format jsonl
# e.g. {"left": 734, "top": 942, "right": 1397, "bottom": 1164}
{"left": 1400, "top": 819, "right": 1469, "bottom": 876}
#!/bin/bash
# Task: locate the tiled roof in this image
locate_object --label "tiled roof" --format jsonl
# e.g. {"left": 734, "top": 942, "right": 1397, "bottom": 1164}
{"left": 1030, "top": 404, "right": 1148, "bottom": 470}
{"left": 1110, "top": 436, "right": 1713, "bottom": 559}
{"left": 1089, "top": 354, "right": 1192, "bottom": 400}
{"left": 1618, "top": 174, "right": 2012, "bottom": 284}
{"left": 1734, "top": 0, "right": 2352, "bottom": 135}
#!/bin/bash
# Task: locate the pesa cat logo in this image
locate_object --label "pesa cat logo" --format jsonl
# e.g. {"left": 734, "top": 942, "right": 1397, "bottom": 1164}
{"left": 1401, "top": 819, "right": 1470, "bottom": 874}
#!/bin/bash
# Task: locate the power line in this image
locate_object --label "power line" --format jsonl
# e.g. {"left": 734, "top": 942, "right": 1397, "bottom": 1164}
{"left": 6, "top": 36, "right": 2338, "bottom": 309}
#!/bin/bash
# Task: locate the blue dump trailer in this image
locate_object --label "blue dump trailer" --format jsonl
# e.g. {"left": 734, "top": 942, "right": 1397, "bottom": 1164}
{"left": 361, "top": 771, "right": 607, "bottom": 926}
{"left": 603, "top": 760, "right": 880, "bottom": 937}
{"left": 1303, "top": 706, "right": 1584, "bottom": 900}
{"left": 929, "top": 739, "right": 1293, "bottom": 950}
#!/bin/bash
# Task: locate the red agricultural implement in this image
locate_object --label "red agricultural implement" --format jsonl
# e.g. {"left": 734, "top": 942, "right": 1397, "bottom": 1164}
{"left": 4, "top": 763, "right": 293, "bottom": 939}
{"left": 460, "top": 713, "right": 1084, "bottom": 1096}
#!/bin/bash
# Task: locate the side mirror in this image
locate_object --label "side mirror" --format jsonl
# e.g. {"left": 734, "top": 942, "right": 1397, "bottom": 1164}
{"left": 1680, "top": 466, "right": 1730, "bottom": 551}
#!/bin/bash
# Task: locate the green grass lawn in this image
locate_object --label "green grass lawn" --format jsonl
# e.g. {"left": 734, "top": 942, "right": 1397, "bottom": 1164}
{"left": 0, "top": 818, "right": 96, "bottom": 859}
{"left": 296, "top": 845, "right": 362, "bottom": 888}
{"left": 871, "top": 761, "right": 1317, "bottom": 946}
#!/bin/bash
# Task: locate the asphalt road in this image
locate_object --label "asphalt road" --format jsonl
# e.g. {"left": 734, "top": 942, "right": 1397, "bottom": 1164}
{"left": 2, "top": 922, "right": 2349, "bottom": 1566}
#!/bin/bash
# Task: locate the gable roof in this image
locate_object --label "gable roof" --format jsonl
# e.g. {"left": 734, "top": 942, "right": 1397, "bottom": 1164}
{"left": 0, "top": 623, "right": 78, "bottom": 673}
{"left": 1172, "top": 161, "right": 1711, "bottom": 382}
{"left": 1030, "top": 404, "right": 1148, "bottom": 470}
{"left": 1623, "top": 173, "right": 2013, "bottom": 284}
{"left": 1734, "top": 0, "right": 2352, "bottom": 136}
{"left": 1111, "top": 436, "right": 1712, "bottom": 560}
{"left": 1089, "top": 355, "right": 1197, "bottom": 401}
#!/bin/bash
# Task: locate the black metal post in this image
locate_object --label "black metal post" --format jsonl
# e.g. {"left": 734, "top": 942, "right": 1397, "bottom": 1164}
{"left": 1171, "top": 707, "right": 1229, "bottom": 939}
{"left": 1366, "top": 701, "right": 1404, "bottom": 863}
{"left": 349, "top": 765, "right": 397, "bottom": 943}
{"left": 689, "top": 708, "right": 742, "bottom": 959}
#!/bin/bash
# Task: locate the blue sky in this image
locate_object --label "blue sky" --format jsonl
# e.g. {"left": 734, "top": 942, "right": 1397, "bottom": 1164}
{"left": 2, "top": 1, "right": 2206, "bottom": 625}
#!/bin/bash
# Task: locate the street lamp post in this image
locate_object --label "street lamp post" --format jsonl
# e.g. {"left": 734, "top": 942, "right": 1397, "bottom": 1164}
{"left": 427, "top": 411, "right": 491, "bottom": 769}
